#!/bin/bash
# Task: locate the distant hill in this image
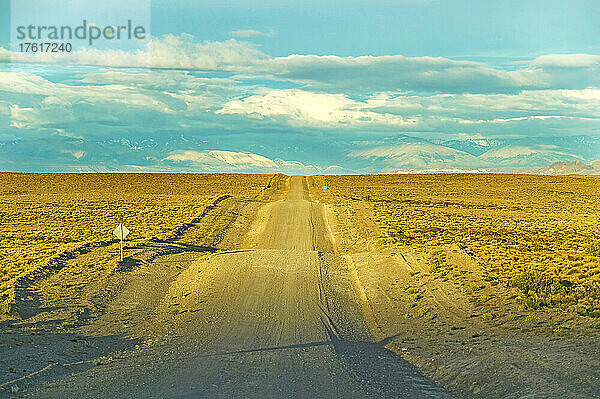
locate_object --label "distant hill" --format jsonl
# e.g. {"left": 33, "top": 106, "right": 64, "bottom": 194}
{"left": 539, "top": 159, "right": 600, "bottom": 175}
{"left": 589, "top": 159, "right": 600, "bottom": 169}
{"left": 347, "top": 142, "right": 485, "bottom": 173}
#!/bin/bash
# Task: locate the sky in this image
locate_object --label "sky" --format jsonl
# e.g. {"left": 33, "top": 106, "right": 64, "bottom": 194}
{"left": 0, "top": 0, "right": 599, "bottom": 173}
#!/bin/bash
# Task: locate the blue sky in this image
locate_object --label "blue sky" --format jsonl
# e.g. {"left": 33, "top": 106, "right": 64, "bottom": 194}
{"left": 0, "top": 0, "right": 599, "bottom": 173}
{"left": 150, "top": 0, "right": 600, "bottom": 58}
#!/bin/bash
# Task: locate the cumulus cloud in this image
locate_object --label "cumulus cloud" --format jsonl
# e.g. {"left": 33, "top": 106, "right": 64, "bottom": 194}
{"left": 361, "top": 89, "right": 600, "bottom": 127}
{"left": 217, "top": 89, "right": 417, "bottom": 128}
{"left": 0, "top": 71, "right": 175, "bottom": 110}
{"left": 3, "top": 35, "right": 599, "bottom": 94}
{"left": 149, "top": 35, "right": 267, "bottom": 70}
{"left": 1, "top": 73, "right": 176, "bottom": 132}
{"left": 0, "top": 70, "right": 241, "bottom": 133}
{"left": 1, "top": 35, "right": 267, "bottom": 70}
{"left": 213, "top": 86, "right": 600, "bottom": 135}
{"left": 3, "top": 67, "right": 600, "bottom": 140}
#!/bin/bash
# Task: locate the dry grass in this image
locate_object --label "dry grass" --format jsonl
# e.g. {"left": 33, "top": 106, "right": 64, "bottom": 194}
{"left": 0, "top": 173, "right": 273, "bottom": 287}
{"left": 314, "top": 174, "right": 600, "bottom": 316}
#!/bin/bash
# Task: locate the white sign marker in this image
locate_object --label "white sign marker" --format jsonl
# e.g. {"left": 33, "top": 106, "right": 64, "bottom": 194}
{"left": 113, "top": 224, "right": 130, "bottom": 261}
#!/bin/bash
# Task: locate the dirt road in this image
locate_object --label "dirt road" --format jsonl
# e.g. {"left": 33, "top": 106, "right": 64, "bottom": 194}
{"left": 11, "top": 176, "right": 450, "bottom": 398}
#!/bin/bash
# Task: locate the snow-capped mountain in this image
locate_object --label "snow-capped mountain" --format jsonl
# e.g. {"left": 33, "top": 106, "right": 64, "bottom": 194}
{"left": 441, "top": 138, "right": 505, "bottom": 156}
{"left": 163, "top": 150, "right": 321, "bottom": 174}
{"left": 478, "top": 145, "right": 583, "bottom": 167}
{"left": 348, "top": 142, "right": 486, "bottom": 172}
{"left": 1, "top": 133, "right": 599, "bottom": 174}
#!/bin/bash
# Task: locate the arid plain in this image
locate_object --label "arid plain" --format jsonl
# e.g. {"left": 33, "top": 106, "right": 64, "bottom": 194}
{"left": 0, "top": 173, "right": 599, "bottom": 398}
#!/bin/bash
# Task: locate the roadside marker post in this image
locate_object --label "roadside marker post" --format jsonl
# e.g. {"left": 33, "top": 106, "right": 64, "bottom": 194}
{"left": 113, "top": 223, "right": 130, "bottom": 261}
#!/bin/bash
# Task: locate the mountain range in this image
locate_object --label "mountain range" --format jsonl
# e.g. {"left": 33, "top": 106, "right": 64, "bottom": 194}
{"left": 1, "top": 134, "right": 599, "bottom": 174}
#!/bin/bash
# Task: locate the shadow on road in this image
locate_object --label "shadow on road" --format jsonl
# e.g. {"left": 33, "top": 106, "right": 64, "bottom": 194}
{"left": 188, "top": 334, "right": 452, "bottom": 398}
{"left": 332, "top": 337, "right": 452, "bottom": 398}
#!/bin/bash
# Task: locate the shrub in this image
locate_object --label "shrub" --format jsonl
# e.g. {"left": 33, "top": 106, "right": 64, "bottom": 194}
{"left": 587, "top": 240, "right": 600, "bottom": 257}
{"left": 426, "top": 249, "right": 446, "bottom": 273}
{"left": 589, "top": 310, "right": 600, "bottom": 318}
{"left": 482, "top": 312, "right": 494, "bottom": 321}
{"left": 510, "top": 270, "right": 565, "bottom": 296}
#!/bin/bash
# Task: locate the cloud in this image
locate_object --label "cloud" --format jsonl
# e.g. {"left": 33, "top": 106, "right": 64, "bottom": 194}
{"left": 3, "top": 35, "right": 600, "bottom": 94}
{"left": 361, "top": 89, "right": 600, "bottom": 129}
{"left": 1, "top": 35, "right": 267, "bottom": 71}
{"left": 252, "top": 54, "right": 525, "bottom": 94}
{"left": 214, "top": 87, "right": 600, "bottom": 135}
{"left": 250, "top": 53, "right": 600, "bottom": 94}
{"left": 61, "top": 149, "right": 86, "bottom": 159}
{"left": 149, "top": 35, "right": 267, "bottom": 70}
{"left": 231, "top": 29, "right": 275, "bottom": 38}
{"left": 3, "top": 66, "right": 600, "bottom": 142}
{"left": 0, "top": 70, "right": 243, "bottom": 134}
{"left": 4, "top": 67, "right": 599, "bottom": 143}
{"left": 1, "top": 74, "right": 177, "bottom": 132}
{"left": 526, "top": 54, "right": 600, "bottom": 68}
{"left": 216, "top": 88, "right": 417, "bottom": 128}
{"left": 458, "top": 115, "right": 598, "bottom": 125}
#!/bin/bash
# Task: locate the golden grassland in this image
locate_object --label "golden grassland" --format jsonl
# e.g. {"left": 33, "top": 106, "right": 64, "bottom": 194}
{"left": 0, "top": 173, "right": 273, "bottom": 288}
{"left": 315, "top": 174, "right": 600, "bottom": 317}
